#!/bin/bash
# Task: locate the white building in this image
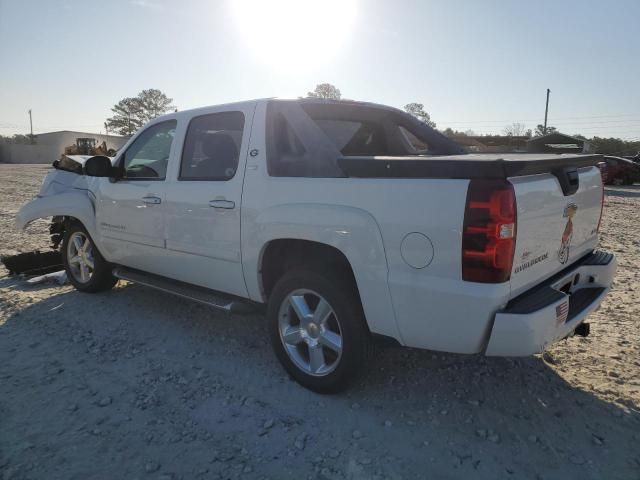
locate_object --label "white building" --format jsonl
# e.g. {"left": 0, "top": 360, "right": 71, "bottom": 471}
{"left": 0, "top": 131, "right": 128, "bottom": 164}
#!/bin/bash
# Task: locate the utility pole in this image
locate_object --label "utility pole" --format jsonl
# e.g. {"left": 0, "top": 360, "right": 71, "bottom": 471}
{"left": 104, "top": 122, "right": 109, "bottom": 136}
{"left": 28, "top": 109, "right": 33, "bottom": 142}
{"left": 543, "top": 88, "right": 550, "bottom": 135}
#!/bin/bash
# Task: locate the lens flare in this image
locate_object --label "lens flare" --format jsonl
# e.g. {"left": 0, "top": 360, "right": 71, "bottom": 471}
{"left": 230, "top": 0, "right": 358, "bottom": 68}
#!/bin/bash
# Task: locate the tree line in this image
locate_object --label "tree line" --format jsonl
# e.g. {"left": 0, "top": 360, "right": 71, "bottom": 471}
{"left": 304, "top": 84, "right": 639, "bottom": 156}
{"left": 105, "top": 89, "right": 175, "bottom": 136}
{"left": 2, "top": 84, "right": 638, "bottom": 157}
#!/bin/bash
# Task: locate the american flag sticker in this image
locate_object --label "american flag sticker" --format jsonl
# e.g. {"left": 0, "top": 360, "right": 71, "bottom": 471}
{"left": 556, "top": 301, "right": 569, "bottom": 324}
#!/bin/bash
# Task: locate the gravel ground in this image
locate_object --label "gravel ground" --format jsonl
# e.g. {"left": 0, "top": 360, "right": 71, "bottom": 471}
{"left": 0, "top": 164, "right": 639, "bottom": 480}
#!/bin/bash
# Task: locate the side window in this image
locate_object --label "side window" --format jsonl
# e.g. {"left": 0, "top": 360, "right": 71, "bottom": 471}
{"left": 180, "top": 111, "right": 245, "bottom": 181}
{"left": 122, "top": 120, "right": 177, "bottom": 179}
{"left": 268, "top": 112, "right": 307, "bottom": 176}
{"left": 399, "top": 126, "right": 429, "bottom": 153}
{"left": 265, "top": 105, "right": 343, "bottom": 178}
{"left": 313, "top": 119, "right": 388, "bottom": 156}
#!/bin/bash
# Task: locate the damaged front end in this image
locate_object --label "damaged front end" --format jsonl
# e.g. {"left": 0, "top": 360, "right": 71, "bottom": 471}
{"left": 52, "top": 155, "right": 86, "bottom": 175}
{"left": 1, "top": 214, "right": 66, "bottom": 275}
{"left": 50, "top": 215, "right": 66, "bottom": 249}
{"left": 39, "top": 155, "right": 93, "bottom": 197}
{"left": 6, "top": 156, "right": 106, "bottom": 276}
{"left": 16, "top": 155, "right": 99, "bottom": 248}
{"left": 41, "top": 157, "right": 93, "bottom": 249}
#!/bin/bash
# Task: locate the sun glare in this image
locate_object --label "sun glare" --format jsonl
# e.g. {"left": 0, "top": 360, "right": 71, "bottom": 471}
{"left": 230, "top": 0, "right": 358, "bottom": 68}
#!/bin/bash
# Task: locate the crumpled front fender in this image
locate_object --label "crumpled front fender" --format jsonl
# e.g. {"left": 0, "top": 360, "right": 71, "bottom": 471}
{"left": 16, "top": 191, "right": 97, "bottom": 237}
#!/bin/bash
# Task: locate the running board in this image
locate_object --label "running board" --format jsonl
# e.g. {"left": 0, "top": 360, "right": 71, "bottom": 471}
{"left": 112, "top": 267, "right": 256, "bottom": 314}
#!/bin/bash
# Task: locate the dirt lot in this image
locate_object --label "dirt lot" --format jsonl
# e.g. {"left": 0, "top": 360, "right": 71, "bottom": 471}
{"left": 0, "top": 164, "right": 639, "bottom": 480}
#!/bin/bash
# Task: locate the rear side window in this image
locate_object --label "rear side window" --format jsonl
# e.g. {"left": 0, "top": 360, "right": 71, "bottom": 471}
{"left": 266, "top": 101, "right": 461, "bottom": 178}
{"left": 180, "top": 111, "right": 245, "bottom": 181}
{"left": 312, "top": 119, "right": 388, "bottom": 156}
{"left": 399, "top": 126, "right": 429, "bottom": 153}
{"left": 267, "top": 112, "right": 309, "bottom": 176}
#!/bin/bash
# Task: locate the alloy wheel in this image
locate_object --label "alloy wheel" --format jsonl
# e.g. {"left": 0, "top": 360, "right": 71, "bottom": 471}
{"left": 67, "top": 231, "right": 95, "bottom": 283}
{"left": 278, "top": 289, "right": 343, "bottom": 376}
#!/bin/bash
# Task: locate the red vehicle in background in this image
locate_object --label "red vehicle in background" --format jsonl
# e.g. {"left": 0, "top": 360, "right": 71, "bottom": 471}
{"left": 598, "top": 156, "right": 640, "bottom": 185}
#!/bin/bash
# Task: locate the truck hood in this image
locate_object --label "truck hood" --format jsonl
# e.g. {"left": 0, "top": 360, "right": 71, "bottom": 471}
{"left": 43, "top": 154, "right": 116, "bottom": 196}
{"left": 40, "top": 154, "right": 110, "bottom": 197}
{"left": 53, "top": 154, "right": 116, "bottom": 174}
{"left": 61, "top": 154, "right": 95, "bottom": 166}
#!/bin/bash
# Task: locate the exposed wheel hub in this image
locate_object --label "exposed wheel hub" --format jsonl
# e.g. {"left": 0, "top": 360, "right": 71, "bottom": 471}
{"left": 307, "top": 322, "right": 320, "bottom": 338}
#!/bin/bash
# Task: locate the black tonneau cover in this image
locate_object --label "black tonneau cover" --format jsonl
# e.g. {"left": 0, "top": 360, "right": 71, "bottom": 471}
{"left": 338, "top": 153, "right": 602, "bottom": 179}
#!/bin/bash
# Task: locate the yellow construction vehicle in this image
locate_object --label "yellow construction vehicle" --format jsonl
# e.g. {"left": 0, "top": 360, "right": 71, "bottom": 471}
{"left": 61, "top": 138, "right": 116, "bottom": 159}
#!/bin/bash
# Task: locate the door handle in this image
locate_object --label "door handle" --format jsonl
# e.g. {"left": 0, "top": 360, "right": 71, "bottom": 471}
{"left": 141, "top": 195, "right": 162, "bottom": 205}
{"left": 209, "top": 199, "right": 235, "bottom": 209}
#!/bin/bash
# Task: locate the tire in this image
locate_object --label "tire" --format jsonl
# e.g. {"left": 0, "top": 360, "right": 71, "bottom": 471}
{"left": 61, "top": 223, "right": 117, "bottom": 293}
{"left": 267, "top": 268, "right": 372, "bottom": 393}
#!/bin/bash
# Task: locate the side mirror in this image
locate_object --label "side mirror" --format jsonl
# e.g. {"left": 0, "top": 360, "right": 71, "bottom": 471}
{"left": 84, "top": 156, "right": 115, "bottom": 177}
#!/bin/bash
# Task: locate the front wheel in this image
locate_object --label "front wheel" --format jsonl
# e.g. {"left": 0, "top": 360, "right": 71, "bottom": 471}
{"left": 267, "top": 269, "right": 371, "bottom": 393}
{"left": 62, "top": 223, "right": 117, "bottom": 293}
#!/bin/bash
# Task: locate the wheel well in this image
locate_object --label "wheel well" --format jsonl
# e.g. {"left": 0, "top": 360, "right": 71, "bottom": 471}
{"left": 260, "top": 239, "right": 358, "bottom": 300}
{"left": 50, "top": 216, "right": 83, "bottom": 250}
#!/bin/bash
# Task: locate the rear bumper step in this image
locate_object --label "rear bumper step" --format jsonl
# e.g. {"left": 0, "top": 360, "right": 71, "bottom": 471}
{"left": 485, "top": 250, "right": 616, "bottom": 356}
{"left": 113, "top": 266, "right": 256, "bottom": 314}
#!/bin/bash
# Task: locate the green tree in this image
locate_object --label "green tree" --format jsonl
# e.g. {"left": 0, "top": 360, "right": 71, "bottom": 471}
{"left": 136, "top": 88, "right": 175, "bottom": 123}
{"left": 590, "top": 137, "right": 640, "bottom": 156}
{"left": 441, "top": 128, "right": 473, "bottom": 137}
{"left": 307, "top": 83, "right": 341, "bottom": 100}
{"left": 0, "top": 134, "right": 32, "bottom": 144}
{"left": 534, "top": 124, "right": 558, "bottom": 136}
{"left": 503, "top": 122, "right": 527, "bottom": 137}
{"left": 106, "top": 89, "right": 175, "bottom": 136}
{"left": 403, "top": 103, "right": 436, "bottom": 128}
{"left": 105, "top": 97, "right": 143, "bottom": 136}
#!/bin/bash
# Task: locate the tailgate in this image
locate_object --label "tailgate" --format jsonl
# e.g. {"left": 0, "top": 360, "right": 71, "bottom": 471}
{"left": 509, "top": 165, "right": 603, "bottom": 297}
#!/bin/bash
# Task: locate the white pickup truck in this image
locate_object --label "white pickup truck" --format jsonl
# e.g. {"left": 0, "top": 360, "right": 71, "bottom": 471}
{"left": 17, "top": 99, "right": 616, "bottom": 392}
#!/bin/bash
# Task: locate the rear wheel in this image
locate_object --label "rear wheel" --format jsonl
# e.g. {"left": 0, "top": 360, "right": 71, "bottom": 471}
{"left": 62, "top": 224, "right": 117, "bottom": 293}
{"left": 268, "top": 269, "right": 371, "bottom": 393}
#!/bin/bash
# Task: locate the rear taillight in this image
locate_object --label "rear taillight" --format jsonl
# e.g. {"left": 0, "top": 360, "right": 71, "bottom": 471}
{"left": 596, "top": 161, "right": 608, "bottom": 184}
{"left": 597, "top": 177, "right": 605, "bottom": 233}
{"left": 462, "top": 179, "right": 517, "bottom": 283}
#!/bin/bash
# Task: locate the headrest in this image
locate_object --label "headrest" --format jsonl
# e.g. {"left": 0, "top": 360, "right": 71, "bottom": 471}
{"left": 201, "top": 133, "right": 238, "bottom": 160}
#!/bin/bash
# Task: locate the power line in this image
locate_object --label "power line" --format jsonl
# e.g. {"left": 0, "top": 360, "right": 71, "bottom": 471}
{"left": 440, "top": 122, "right": 640, "bottom": 131}
{"left": 439, "top": 112, "right": 640, "bottom": 124}
{"left": 449, "top": 119, "right": 640, "bottom": 127}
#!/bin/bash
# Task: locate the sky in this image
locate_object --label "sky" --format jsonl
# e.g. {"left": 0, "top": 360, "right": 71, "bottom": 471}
{"left": 1, "top": 0, "right": 639, "bottom": 140}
